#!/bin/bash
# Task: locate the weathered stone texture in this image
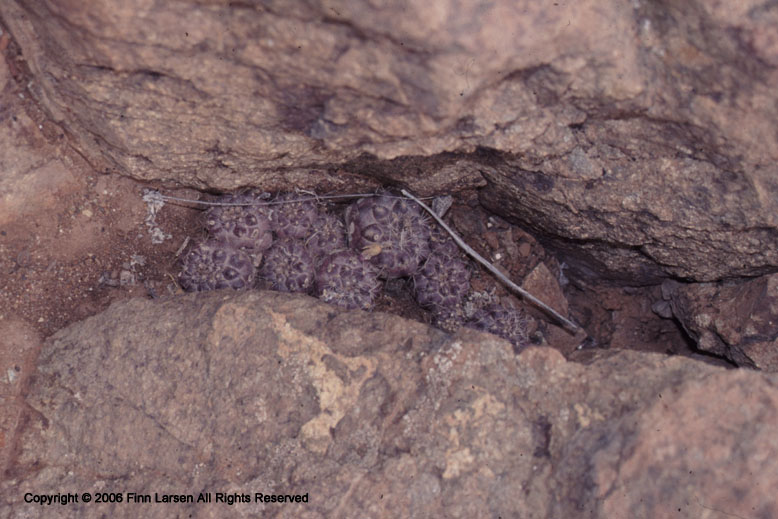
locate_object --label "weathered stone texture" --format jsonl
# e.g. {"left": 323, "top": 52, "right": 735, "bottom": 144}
{"left": 3, "top": 292, "right": 778, "bottom": 518}
{"left": 661, "top": 275, "right": 778, "bottom": 370}
{"left": 2, "top": 0, "right": 777, "bottom": 283}
{"left": 2, "top": 4, "right": 778, "bottom": 512}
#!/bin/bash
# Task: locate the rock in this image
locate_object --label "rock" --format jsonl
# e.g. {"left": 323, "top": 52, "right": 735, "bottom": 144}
{"left": 522, "top": 261, "right": 589, "bottom": 354}
{"left": 2, "top": 0, "right": 778, "bottom": 281}
{"left": 0, "top": 43, "right": 78, "bottom": 229}
{"left": 662, "top": 276, "right": 778, "bottom": 371}
{"left": 0, "top": 314, "right": 41, "bottom": 477}
{"left": 551, "top": 366, "right": 778, "bottom": 518}
{"left": 477, "top": 152, "right": 778, "bottom": 283}
{"left": 3, "top": 292, "right": 778, "bottom": 518}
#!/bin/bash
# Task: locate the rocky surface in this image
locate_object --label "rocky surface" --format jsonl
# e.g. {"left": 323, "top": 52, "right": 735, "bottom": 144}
{"left": 0, "top": 29, "right": 205, "bottom": 338}
{"left": 0, "top": 315, "right": 40, "bottom": 478}
{"left": 2, "top": 0, "right": 778, "bottom": 283}
{"left": 661, "top": 276, "right": 778, "bottom": 370}
{"left": 3, "top": 291, "right": 778, "bottom": 518}
{"left": 2, "top": 3, "right": 778, "bottom": 514}
{"left": 0, "top": 15, "right": 698, "bottom": 367}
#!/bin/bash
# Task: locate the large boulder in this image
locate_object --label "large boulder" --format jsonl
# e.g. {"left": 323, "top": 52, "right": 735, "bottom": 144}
{"left": 1, "top": 0, "right": 777, "bottom": 282}
{"left": 3, "top": 291, "right": 778, "bottom": 518}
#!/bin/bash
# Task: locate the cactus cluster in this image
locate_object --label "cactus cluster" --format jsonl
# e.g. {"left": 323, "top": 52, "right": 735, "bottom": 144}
{"left": 316, "top": 250, "right": 381, "bottom": 310}
{"left": 179, "top": 192, "right": 272, "bottom": 292}
{"left": 270, "top": 192, "right": 319, "bottom": 239}
{"left": 413, "top": 255, "right": 470, "bottom": 310}
{"left": 254, "top": 195, "right": 384, "bottom": 309}
{"left": 306, "top": 213, "right": 347, "bottom": 260}
{"left": 182, "top": 191, "right": 540, "bottom": 344}
{"left": 178, "top": 241, "right": 255, "bottom": 292}
{"left": 345, "top": 195, "right": 432, "bottom": 278}
{"left": 428, "top": 225, "right": 461, "bottom": 260}
{"left": 258, "top": 197, "right": 351, "bottom": 297}
{"left": 466, "top": 303, "right": 530, "bottom": 351}
{"left": 259, "top": 238, "right": 317, "bottom": 293}
{"left": 203, "top": 192, "right": 273, "bottom": 255}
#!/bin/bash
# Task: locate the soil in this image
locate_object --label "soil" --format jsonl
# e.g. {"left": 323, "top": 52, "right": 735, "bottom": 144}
{"left": 0, "top": 26, "right": 695, "bottom": 381}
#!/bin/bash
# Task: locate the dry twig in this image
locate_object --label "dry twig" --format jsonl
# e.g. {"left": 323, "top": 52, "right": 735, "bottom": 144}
{"left": 401, "top": 189, "right": 580, "bottom": 333}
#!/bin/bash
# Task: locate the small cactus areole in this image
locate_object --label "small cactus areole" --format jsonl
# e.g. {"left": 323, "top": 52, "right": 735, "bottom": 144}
{"left": 345, "top": 195, "right": 431, "bottom": 278}
{"left": 204, "top": 193, "right": 273, "bottom": 252}
{"left": 316, "top": 250, "right": 381, "bottom": 310}
{"left": 259, "top": 239, "right": 316, "bottom": 293}
{"left": 179, "top": 240, "right": 255, "bottom": 292}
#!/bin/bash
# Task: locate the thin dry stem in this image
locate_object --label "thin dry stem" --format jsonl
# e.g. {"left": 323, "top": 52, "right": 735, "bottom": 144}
{"left": 401, "top": 189, "right": 580, "bottom": 333}
{"left": 154, "top": 191, "right": 434, "bottom": 208}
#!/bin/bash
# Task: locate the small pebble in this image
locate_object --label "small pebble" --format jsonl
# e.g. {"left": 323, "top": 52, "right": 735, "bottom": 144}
{"left": 484, "top": 231, "right": 500, "bottom": 250}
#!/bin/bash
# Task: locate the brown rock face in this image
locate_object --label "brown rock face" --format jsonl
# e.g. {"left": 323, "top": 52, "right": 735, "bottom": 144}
{"left": 661, "top": 276, "right": 778, "bottom": 370}
{"left": 2, "top": 0, "right": 778, "bottom": 283}
{"left": 4, "top": 4, "right": 778, "bottom": 512}
{"left": 3, "top": 292, "right": 778, "bottom": 518}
